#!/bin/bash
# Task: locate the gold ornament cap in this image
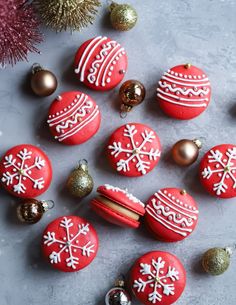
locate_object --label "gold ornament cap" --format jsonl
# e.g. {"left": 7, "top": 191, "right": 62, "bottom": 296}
{"left": 192, "top": 139, "right": 202, "bottom": 149}
{"left": 184, "top": 63, "right": 192, "bottom": 69}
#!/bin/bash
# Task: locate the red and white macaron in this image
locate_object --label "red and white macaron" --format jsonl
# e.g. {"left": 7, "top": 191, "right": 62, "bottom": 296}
{"left": 130, "top": 251, "right": 186, "bottom": 305}
{"left": 0, "top": 144, "right": 52, "bottom": 198}
{"left": 91, "top": 184, "right": 145, "bottom": 228}
{"left": 107, "top": 123, "right": 161, "bottom": 177}
{"left": 145, "top": 188, "right": 199, "bottom": 242}
{"left": 47, "top": 91, "right": 101, "bottom": 145}
{"left": 42, "top": 215, "right": 99, "bottom": 272}
{"left": 74, "top": 36, "right": 128, "bottom": 91}
{"left": 199, "top": 144, "right": 236, "bottom": 199}
{"left": 157, "top": 64, "right": 211, "bottom": 120}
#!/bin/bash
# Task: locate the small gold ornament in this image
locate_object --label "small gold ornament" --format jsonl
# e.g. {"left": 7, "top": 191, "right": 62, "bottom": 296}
{"left": 119, "top": 80, "right": 146, "bottom": 117}
{"left": 30, "top": 63, "right": 58, "bottom": 97}
{"left": 109, "top": 2, "right": 138, "bottom": 31}
{"left": 34, "top": 0, "right": 101, "bottom": 32}
{"left": 202, "top": 247, "right": 231, "bottom": 276}
{"left": 66, "top": 159, "right": 94, "bottom": 198}
{"left": 17, "top": 198, "right": 54, "bottom": 224}
{"left": 171, "top": 138, "right": 202, "bottom": 166}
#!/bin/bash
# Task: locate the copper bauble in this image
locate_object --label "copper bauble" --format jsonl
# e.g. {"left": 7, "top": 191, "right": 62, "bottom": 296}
{"left": 66, "top": 160, "right": 94, "bottom": 198}
{"left": 202, "top": 247, "right": 231, "bottom": 276}
{"left": 109, "top": 2, "right": 137, "bottom": 31}
{"left": 171, "top": 139, "right": 202, "bottom": 166}
{"left": 30, "top": 63, "right": 57, "bottom": 96}
{"left": 17, "top": 198, "right": 54, "bottom": 224}
{"left": 119, "top": 80, "right": 146, "bottom": 114}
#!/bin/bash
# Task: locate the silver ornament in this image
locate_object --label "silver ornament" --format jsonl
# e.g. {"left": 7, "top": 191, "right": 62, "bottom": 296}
{"left": 105, "top": 287, "right": 131, "bottom": 305}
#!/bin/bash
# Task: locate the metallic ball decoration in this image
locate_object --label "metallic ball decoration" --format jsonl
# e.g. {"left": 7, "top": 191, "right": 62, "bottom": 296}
{"left": 30, "top": 64, "right": 57, "bottom": 97}
{"left": 109, "top": 2, "right": 138, "bottom": 31}
{"left": 171, "top": 139, "right": 202, "bottom": 166}
{"left": 119, "top": 80, "right": 146, "bottom": 113}
{"left": 202, "top": 247, "right": 231, "bottom": 276}
{"left": 17, "top": 199, "right": 54, "bottom": 224}
{"left": 105, "top": 287, "right": 131, "bottom": 305}
{"left": 66, "top": 160, "right": 94, "bottom": 198}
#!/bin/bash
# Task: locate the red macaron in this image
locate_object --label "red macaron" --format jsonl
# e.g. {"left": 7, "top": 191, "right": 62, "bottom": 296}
{"left": 91, "top": 184, "right": 145, "bottom": 228}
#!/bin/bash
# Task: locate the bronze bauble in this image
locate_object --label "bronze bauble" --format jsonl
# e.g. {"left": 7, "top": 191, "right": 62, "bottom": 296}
{"left": 171, "top": 139, "right": 202, "bottom": 166}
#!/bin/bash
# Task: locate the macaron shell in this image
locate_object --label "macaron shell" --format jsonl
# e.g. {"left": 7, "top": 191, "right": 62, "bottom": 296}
{"left": 107, "top": 123, "right": 161, "bottom": 177}
{"left": 130, "top": 251, "right": 186, "bottom": 305}
{"left": 0, "top": 144, "right": 52, "bottom": 199}
{"left": 47, "top": 91, "right": 101, "bottom": 145}
{"left": 91, "top": 198, "right": 140, "bottom": 228}
{"left": 157, "top": 64, "right": 211, "bottom": 120}
{"left": 199, "top": 144, "right": 236, "bottom": 198}
{"left": 97, "top": 184, "right": 145, "bottom": 216}
{"left": 145, "top": 188, "right": 199, "bottom": 242}
{"left": 42, "top": 215, "right": 98, "bottom": 272}
{"left": 74, "top": 36, "right": 128, "bottom": 91}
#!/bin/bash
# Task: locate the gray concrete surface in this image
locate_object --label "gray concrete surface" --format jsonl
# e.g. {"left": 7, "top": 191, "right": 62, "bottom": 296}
{"left": 0, "top": 0, "right": 236, "bottom": 304}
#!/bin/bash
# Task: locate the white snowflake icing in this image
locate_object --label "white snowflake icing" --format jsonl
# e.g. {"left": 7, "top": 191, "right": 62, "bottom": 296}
{"left": 108, "top": 124, "right": 161, "bottom": 175}
{"left": 104, "top": 184, "right": 144, "bottom": 207}
{"left": 43, "top": 217, "right": 95, "bottom": 270}
{"left": 133, "top": 257, "right": 179, "bottom": 303}
{"left": 201, "top": 147, "right": 236, "bottom": 195}
{"left": 1, "top": 148, "right": 46, "bottom": 194}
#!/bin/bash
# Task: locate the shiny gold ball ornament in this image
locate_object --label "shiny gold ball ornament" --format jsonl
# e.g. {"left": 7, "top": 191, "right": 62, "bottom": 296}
{"left": 202, "top": 247, "right": 231, "bottom": 276}
{"left": 171, "top": 138, "right": 202, "bottom": 166}
{"left": 30, "top": 63, "right": 58, "bottom": 97}
{"left": 119, "top": 80, "right": 146, "bottom": 117}
{"left": 66, "top": 160, "right": 94, "bottom": 198}
{"left": 109, "top": 2, "right": 138, "bottom": 31}
{"left": 17, "top": 199, "right": 54, "bottom": 224}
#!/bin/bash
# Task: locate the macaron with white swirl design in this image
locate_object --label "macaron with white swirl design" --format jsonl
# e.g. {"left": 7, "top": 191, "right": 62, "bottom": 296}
{"left": 74, "top": 36, "right": 128, "bottom": 91}
{"left": 157, "top": 64, "right": 211, "bottom": 120}
{"left": 47, "top": 91, "right": 101, "bottom": 145}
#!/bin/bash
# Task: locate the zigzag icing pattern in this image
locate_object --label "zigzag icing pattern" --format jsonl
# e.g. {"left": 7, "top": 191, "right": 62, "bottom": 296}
{"left": 158, "top": 82, "right": 209, "bottom": 96}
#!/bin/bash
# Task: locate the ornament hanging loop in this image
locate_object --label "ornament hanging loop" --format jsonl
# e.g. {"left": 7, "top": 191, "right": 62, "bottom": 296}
{"left": 77, "top": 159, "right": 88, "bottom": 171}
{"left": 41, "top": 199, "right": 55, "bottom": 212}
{"left": 31, "top": 63, "right": 43, "bottom": 74}
{"left": 120, "top": 111, "right": 128, "bottom": 119}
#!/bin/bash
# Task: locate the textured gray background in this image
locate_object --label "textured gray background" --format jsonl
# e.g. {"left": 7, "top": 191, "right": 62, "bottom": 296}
{"left": 0, "top": 0, "right": 236, "bottom": 304}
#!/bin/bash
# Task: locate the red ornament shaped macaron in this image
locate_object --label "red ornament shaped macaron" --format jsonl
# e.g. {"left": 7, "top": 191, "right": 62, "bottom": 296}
{"left": 42, "top": 216, "right": 98, "bottom": 272}
{"left": 130, "top": 251, "right": 186, "bottom": 305}
{"left": 0, "top": 144, "right": 52, "bottom": 198}
{"left": 145, "top": 188, "right": 199, "bottom": 242}
{"left": 91, "top": 184, "right": 145, "bottom": 228}
{"left": 47, "top": 91, "right": 101, "bottom": 145}
{"left": 199, "top": 144, "right": 236, "bottom": 198}
{"left": 74, "top": 36, "right": 128, "bottom": 91}
{"left": 107, "top": 123, "right": 161, "bottom": 177}
{"left": 157, "top": 64, "right": 211, "bottom": 120}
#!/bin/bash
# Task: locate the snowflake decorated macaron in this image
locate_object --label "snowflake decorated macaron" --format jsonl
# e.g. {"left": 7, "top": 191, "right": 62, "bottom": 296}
{"left": 130, "top": 251, "right": 186, "bottom": 305}
{"left": 47, "top": 91, "right": 101, "bottom": 145}
{"left": 91, "top": 184, "right": 145, "bottom": 228}
{"left": 42, "top": 216, "right": 98, "bottom": 272}
{"left": 199, "top": 144, "right": 236, "bottom": 198}
{"left": 0, "top": 144, "right": 52, "bottom": 198}
{"left": 74, "top": 36, "right": 127, "bottom": 91}
{"left": 107, "top": 123, "right": 161, "bottom": 177}
{"left": 157, "top": 64, "right": 211, "bottom": 120}
{"left": 145, "top": 188, "right": 199, "bottom": 242}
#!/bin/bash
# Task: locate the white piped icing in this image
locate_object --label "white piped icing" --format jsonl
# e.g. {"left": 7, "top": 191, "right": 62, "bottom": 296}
{"left": 103, "top": 184, "right": 144, "bottom": 207}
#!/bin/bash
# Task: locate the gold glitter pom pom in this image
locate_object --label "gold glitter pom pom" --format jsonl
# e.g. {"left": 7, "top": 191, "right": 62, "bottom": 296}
{"left": 34, "top": 0, "right": 101, "bottom": 32}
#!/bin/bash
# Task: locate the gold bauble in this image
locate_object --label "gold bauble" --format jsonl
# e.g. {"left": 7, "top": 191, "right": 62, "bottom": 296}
{"left": 171, "top": 139, "right": 202, "bottom": 166}
{"left": 109, "top": 2, "right": 138, "bottom": 31}
{"left": 202, "top": 247, "right": 231, "bottom": 276}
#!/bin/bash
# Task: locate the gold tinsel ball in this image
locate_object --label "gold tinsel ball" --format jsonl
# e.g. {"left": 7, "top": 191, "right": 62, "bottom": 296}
{"left": 202, "top": 247, "right": 231, "bottom": 276}
{"left": 109, "top": 2, "right": 138, "bottom": 31}
{"left": 67, "top": 160, "right": 94, "bottom": 198}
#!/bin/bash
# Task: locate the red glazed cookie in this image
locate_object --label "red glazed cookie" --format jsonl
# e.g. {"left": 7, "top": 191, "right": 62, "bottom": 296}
{"left": 47, "top": 91, "right": 101, "bottom": 145}
{"left": 157, "top": 64, "right": 211, "bottom": 120}
{"left": 130, "top": 251, "right": 186, "bottom": 305}
{"left": 0, "top": 144, "right": 52, "bottom": 198}
{"left": 42, "top": 216, "right": 98, "bottom": 272}
{"left": 91, "top": 184, "right": 145, "bottom": 228}
{"left": 74, "top": 36, "right": 127, "bottom": 91}
{"left": 145, "top": 188, "right": 199, "bottom": 242}
{"left": 199, "top": 144, "right": 236, "bottom": 198}
{"left": 107, "top": 123, "right": 161, "bottom": 177}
